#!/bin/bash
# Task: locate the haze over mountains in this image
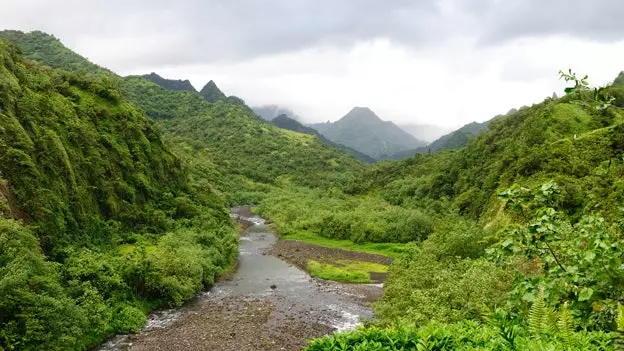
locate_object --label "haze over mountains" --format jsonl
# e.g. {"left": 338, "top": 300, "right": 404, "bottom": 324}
{"left": 308, "top": 107, "right": 427, "bottom": 159}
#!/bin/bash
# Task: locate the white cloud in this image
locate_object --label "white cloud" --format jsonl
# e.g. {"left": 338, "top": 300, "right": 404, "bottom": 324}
{"left": 4, "top": 0, "right": 624, "bottom": 128}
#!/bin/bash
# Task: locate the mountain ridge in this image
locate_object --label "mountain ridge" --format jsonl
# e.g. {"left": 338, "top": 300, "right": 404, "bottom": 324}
{"left": 310, "top": 107, "right": 427, "bottom": 159}
{"left": 141, "top": 72, "right": 197, "bottom": 92}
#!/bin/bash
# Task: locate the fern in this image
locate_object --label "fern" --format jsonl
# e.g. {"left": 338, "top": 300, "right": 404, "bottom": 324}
{"left": 615, "top": 304, "right": 624, "bottom": 351}
{"left": 557, "top": 302, "right": 574, "bottom": 348}
{"left": 529, "top": 288, "right": 547, "bottom": 338}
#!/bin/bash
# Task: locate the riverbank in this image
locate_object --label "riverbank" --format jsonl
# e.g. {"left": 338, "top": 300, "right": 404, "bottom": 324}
{"left": 97, "top": 206, "right": 381, "bottom": 351}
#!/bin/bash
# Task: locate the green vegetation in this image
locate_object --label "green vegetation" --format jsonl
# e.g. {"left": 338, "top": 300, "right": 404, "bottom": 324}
{"left": 141, "top": 72, "right": 196, "bottom": 92}
{"left": 0, "top": 30, "right": 110, "bottom": 75}
{"left": 306, "top": 321, "right": 614, "bottom": 350}
{"left": 302, "top": 73, "right": 624, "bottom": 348}
{"left": 271, "top": 114, "right": 376, "bottom": 163}
{"left": 3, "top": 29, "right": 624, "bottom": 350}
{"left": 0, "top": 41, "right": 237, "bottom": 349}
{"left": 120, "top": 76, "right": 365, "bottom": 204}
{"left": 307, "top": 259, "right": 388, "bottom": 283}
{"left": 279, "top": 231, "right": 407, "bottom": 259}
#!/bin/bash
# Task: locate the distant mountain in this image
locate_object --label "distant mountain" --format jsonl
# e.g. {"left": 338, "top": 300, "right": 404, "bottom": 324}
{"left": 142, "top": 72, "right": 196, "bottom": 92}
{"left": 382, "top": 114, "right": 512, "bottom": 160}
{"left": 309, "top": 107, "right": 427, "bottom": 159}
{"left": 271, "top": 114, "right": 375, "bottom": 163}
{"left": 253, "top": 105, "right": 302, "bottom": 121}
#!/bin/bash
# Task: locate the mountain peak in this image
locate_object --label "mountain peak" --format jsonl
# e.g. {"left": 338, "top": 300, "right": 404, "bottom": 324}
{"left": 341, "top": 106, "right": 381, "bottom": 123}
{"left": 142, "top": 72, "right": 196, "bottom": 92}
{"left": 199, "top": 80, "right": 227, "bottom": 102}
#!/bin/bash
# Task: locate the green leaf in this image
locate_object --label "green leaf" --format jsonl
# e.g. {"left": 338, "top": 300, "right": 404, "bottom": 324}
{"left": 578, "top": 288, "right": 593, "bottom": 302}
{"left": 583, "top": 251, "right": 596, "bottom": 263}
{"left": 522, "top": 292, "right": 536, "bottom": 302}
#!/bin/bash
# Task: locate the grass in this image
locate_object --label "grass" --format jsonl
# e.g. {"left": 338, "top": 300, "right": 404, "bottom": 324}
{"left": 281, "top": 230, "right": 408, "bottom": 259}
{"left": 307, "top": 259, "right": 389, "bottom": 283}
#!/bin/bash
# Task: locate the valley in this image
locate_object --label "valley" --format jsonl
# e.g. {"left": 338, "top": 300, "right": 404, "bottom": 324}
{"left": 2, "top": 21, "right": 624, "bottom": 351}
{"left": 97, "top": 207, "right": 378, "bottom": 351}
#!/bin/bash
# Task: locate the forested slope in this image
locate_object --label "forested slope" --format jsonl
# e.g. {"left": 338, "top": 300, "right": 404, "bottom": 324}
{"left": 121, "top": 77, "right": 365, "bottom": 203}
{"left": 0, "top": 41, "right": 237, "bottom": 350}
{"left": 1, "top": 30, "right": 366, "bottom": 204}
{"left": 305, "top": 74, "right": 624, "bottom": 349}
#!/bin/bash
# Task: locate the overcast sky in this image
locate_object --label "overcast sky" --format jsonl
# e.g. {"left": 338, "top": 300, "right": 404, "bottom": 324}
{"left": 4, "top": 0, "right": 624, "bottom": 127}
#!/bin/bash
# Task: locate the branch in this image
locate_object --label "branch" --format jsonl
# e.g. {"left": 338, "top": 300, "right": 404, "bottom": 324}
{"left": 543, "top": 241, "right": 566, "bottom": 272}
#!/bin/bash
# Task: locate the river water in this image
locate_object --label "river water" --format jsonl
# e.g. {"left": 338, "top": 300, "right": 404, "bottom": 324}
{"left": 96, "top": 206, "right": 373, "bottom": 350}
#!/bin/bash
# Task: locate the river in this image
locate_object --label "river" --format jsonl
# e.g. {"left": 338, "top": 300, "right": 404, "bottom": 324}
{"left": 96, "top": 206, "right": 376, "bottom": 350}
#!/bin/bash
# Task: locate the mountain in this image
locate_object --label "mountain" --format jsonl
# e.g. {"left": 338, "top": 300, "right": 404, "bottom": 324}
{"left": 141, "top": 72, "right": 196, "bottom": 92}
{"left": 398, "top": 123, "right": 453, "bottom": 142}
{"left": 199, "top": 80, "right": 227, "bottom": 102}
{"left": 271, "top": 114, "right": 375, "bottom": 163}
{"left": 122, "top": 78, "right": 366, "bottom": 199}
{"left": 0, "top": 40, "right": 237, "bottom": 349}
{"left": 310, "top": 107, "right": 427, "bottom": 159}
{"left": 197, "top": 80, "right": 260, "bottom": 117}
{"left": 0, "top": 29, "right": 110, "bottom": 74}
{"left": 253, "top": 105, "right": 302, "bottom": 121}
{"left": 382, "top": 114, "right": 507, "bottom": 160}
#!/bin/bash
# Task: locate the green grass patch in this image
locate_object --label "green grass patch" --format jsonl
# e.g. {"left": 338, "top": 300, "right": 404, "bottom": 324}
{"left": 307, "top": 259, "right": 389, "bottom": 284}
{"left": 282, "top": 230, "right": 407, "bottom": 258}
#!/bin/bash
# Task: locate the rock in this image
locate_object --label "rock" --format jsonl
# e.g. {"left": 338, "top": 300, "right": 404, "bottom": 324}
{"left": 270, "top": 284, "right": 277, "bottom": 289}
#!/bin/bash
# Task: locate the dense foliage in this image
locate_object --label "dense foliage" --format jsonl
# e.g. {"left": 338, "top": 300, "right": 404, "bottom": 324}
{"left": 271, "top": 114, "right": 375, "bottom": 163}
{"left": 0, "top": 30, "right": 110, "bottom": 75}
{"left": 121, "top": 77, "right": 365, "bottom": 203}
{"left": 0, "top": 41, "right": 237, "bottom": 350}
{"left": 300, "top": 73, "right": 624, "bottom": 348}
{"left": 4, "top": 29, "right": 624, "bottom": 351}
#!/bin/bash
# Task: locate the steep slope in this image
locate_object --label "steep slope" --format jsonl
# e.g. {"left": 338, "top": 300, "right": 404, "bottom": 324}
{"left": 382, "top": 117, "right": 500, "bottom": 160}
{"left": 354, "top": 92, "right": 624, "bottom": 221}
{"left": 271, "top": 114, "right": 375, "bottom": 163}
{"left": 311, "top": 107, "right": 427, "bottom": 159}
{"left": 199, "top": 80, "right": 227, "bottom": 102}
{"left": 0, "top": 41, "right": 237, "bottom": 349}
{"left": 0, "top": 30, "right": 365, "bottom": 203}
{"left": 122, "top": 78, "right": 366, "bottom": 200}
{"left": 0, "top": 29, "right": 110, "bottom": 74}
{"left": 141, "top": 72, "right": 196, "bottom": 92}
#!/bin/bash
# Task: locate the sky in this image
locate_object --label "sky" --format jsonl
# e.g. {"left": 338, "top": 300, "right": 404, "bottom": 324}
{"left": 3, "top": 0, "right": 624, "bottom": 128}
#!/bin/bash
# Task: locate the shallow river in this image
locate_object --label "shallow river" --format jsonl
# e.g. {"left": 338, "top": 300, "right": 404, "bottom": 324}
{"left": 96, "top": 206, "right": 373, "bottom": 350}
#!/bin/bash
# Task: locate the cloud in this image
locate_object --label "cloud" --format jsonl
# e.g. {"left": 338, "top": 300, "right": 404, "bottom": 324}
{"left": 4, "top": 0, "right": 624, "bottom": 67}
{"left": 3, "top": 0, "right": 624, "bottom": 127}
{"left": 477, "top": 0, "right": 624, "bottom": 44}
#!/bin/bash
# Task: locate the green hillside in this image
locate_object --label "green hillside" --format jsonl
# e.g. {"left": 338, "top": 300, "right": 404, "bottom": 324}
{"left": 121, "top": 77, "right": 365, "bottom": 203}
{"left": 271, "top": 114, "right": 375, "bottom": 163}
{"left": 3, "top": 28, "right": 624, "bottom": 350}
{"left": 259, "top": 74, "right": 624, "bottom": 348}
{"left": 0, "top": 40, "right": 237, "bottom": 349}
{"left": 0, "top": 30, "right": 366, "bottom": 203}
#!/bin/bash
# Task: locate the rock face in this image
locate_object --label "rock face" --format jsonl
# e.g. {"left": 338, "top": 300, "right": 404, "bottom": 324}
{"left": 310, "top": 107, "right": 427, "bottom": 159}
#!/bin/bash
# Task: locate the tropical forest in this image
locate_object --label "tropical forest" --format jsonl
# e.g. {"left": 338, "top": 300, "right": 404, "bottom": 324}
{"left": 2, "top": 3, "right": 624, "bottom": 350}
